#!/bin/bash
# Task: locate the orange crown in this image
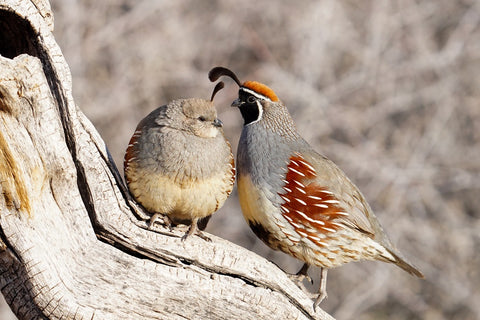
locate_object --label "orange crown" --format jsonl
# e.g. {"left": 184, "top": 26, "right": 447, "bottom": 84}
{"left": 242, "top": 81, "right": 279, "bottom": 102}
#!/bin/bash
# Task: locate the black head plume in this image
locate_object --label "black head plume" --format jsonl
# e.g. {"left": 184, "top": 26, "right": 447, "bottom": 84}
{"left": 208, "top": 67, "right": 242, "bottom": 86}
{"left": 210, "top": 81, "right": 225, "bottom": 101}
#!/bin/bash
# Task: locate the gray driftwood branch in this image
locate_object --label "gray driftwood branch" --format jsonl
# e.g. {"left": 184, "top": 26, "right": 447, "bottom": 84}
{"left": 0, "top": 1, "right": 334, "bottom": 319}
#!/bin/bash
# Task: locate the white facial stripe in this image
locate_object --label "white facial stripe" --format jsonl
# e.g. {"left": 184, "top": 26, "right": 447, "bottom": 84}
{"left": 240, "top": 87, "right": 272, "bottom": 102}
{"left": 246, "top": 100, "right": 263, "bottom": 125}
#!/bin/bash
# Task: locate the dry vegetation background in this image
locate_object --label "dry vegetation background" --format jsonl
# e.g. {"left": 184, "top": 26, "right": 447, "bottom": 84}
{"left": 2, "top": 0, "right": 480, "bottom": 319}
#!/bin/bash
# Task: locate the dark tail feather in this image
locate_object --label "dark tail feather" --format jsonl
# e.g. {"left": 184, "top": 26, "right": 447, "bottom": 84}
{"left": 197, "top": 215, "right": 212, "bottom": 231}
{"left": 387, "top": 249, "right": 425, "bottom": 279}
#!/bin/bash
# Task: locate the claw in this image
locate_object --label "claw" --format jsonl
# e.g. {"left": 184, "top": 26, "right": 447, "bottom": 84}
{"left": 181, "top": 218, "right": 212, "bottom": 242}
{"left": 288, "top": 263, "right": 313, "bottom": 285}
{"left": 148, "top": 213, "right": 172, "bottom": 229}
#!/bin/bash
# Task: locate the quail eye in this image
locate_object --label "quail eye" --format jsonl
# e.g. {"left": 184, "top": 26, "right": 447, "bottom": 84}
{"left": 247, "top": 96, "right": 257, "bottom": 104}
{"left": 198, "top": 116, "right": 206, "bottom": 121}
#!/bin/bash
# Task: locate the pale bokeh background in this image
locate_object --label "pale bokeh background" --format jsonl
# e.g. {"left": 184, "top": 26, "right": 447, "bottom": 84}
{"left": 2, "top": 1, "right": 480, "bottom": 319}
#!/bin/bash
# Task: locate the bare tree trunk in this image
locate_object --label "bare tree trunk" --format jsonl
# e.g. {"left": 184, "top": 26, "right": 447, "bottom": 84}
{"left": 0, "top": 1, "right": 334, "bottom": 319}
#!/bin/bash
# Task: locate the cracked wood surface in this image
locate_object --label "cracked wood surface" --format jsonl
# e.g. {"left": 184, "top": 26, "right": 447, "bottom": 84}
{"left": 0, "top": 0, "right": 334, "bottom": 319}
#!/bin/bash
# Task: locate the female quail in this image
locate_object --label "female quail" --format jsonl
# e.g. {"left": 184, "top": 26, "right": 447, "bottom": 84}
{"left": 124, "top": 83, "right": 235, "bottom": 240}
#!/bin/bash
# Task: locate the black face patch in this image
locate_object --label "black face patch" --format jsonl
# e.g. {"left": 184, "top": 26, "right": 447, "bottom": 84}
{"left": 238, "top": 90, "right": 262, "bottom": 125}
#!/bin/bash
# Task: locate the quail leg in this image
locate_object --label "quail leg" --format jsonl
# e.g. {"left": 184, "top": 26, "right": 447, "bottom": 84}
{"left": 181, "top": 218, "right": 212, "bottom": 242}
{"left": 313, "top": 267, "right": 328, "bottom": 310}
{"left": 148, "top": 213, "right": 172, "bottom": 230}
{"left": 288, "top": 263, "right": 313, "bottom": 285}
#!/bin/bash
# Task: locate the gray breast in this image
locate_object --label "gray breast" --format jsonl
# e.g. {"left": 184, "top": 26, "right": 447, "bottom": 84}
{"left": 138, "top": 126, "right": 229, "bottom": 181}
{"left": 237, "top": 123, "right": 295, "bottom": 207}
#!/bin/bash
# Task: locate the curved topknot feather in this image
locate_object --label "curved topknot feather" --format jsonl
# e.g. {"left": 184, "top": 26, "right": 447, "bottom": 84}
{"left": 208, "top": 67, "right": 242, "bottom": 86}
{"left": 210, "top": 81, "right": 224, "bottom": 101}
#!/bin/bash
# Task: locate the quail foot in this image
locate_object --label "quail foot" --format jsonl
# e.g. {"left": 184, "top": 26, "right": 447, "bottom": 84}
{"left": 209, "top": 67, "right": 423, "bottom": 308}
{"left": 124, "top": 82, "right": 235, "bottom": 241}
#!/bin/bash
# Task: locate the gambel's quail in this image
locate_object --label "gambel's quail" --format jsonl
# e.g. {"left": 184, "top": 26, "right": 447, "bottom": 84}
{"left": 209, "top": 67, "right": 423, "bottom": 308}
{"left": 124, "top": 82, "right": 235, "bottom": 240}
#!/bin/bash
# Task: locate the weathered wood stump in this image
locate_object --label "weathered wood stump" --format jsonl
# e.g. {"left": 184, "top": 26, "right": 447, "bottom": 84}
{"left": 0, "top": 1, "right": 334, "bottom": 319}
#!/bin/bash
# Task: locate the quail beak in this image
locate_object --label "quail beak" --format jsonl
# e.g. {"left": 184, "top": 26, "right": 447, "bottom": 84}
{"left": 213, "top": 118, "right": 223, "bottom": 127}
{"left": 231, "top": 98, "right": 242, "bottom": 107}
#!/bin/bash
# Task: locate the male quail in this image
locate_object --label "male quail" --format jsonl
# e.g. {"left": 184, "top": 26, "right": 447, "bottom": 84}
{"left": 124, "top": 82, "right": 235, "bottom": 240}
{"left": 209, "top": 67, "right": 423, "bottom": 308}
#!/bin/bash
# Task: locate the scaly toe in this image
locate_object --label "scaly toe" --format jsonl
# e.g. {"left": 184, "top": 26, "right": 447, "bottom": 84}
{"left": 148, "top": 213, "right": 163, "bottom": 229}
{"left": 181, "top": 223, "right": 211, "bottom": 242}
{"left": 313, "top": 291, "right": 328, "bottom": 311}
{"left": 181, "top": 230, "right": 211, "bottom": 242}
{"left": 288, "top": 272, "right": 313, "bottom": 285}
{"left": 196, "top": 231, "right": 212, "bottom": 242}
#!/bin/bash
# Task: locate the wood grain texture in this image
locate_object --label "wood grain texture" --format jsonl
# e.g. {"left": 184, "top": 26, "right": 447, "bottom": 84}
{"left": 0, "top": 1, "right": 334, "bottom": 319}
